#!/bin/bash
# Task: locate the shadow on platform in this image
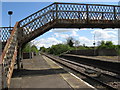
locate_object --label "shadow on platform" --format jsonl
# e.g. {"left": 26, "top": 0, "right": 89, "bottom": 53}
{"left": 12, "top": 68, "right": 67, "bottom": 78}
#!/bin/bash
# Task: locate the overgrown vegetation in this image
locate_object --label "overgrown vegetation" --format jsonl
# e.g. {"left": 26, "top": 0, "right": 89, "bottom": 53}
{"left": 22, "top": 42, "right": 39, "bottom": 53}
{"left": 40, "top": 37, "right": 93, "bottom": 55}
{"left": 98, "top": 41, "right": 116, "bottom": 49}
{"left": 97, "top": 41, "right": 120, "bottom": 55}
{"left": 22, "top": 37, "right": 120, "bottom": 56}
{"left": 40, "top": 37, "right": 120, "bottom": 55}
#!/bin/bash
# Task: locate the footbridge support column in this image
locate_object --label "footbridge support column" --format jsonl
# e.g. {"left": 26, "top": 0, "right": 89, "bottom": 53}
{"left": 17, "top": 47, "right": 23, "bottom": 70}
{"left": 17, "top": 24, "right": 23, "bottom": 70}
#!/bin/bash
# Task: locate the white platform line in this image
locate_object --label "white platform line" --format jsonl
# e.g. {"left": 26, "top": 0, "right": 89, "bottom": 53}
{"left": 69, "top": 72, "right": 97, "bottom": 90}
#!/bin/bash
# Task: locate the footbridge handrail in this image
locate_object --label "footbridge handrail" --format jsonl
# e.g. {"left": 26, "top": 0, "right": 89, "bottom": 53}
{"left": 19, "top": 3, "right": 56, "bottom": 27}
{"left": 0, "top": 27, "right": 13, "bottom": 42}
{"left": 18, "top": 2, "right": 120, "bottom": 38}
{"left": 1, "top": 3, "right": 120, "bottom": 43}
{"left": 1, "top": 22, "right": 19, "bottom": 88}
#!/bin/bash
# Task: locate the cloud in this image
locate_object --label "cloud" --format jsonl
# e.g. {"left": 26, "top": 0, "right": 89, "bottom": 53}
{"left": 112, "top": 40, "right": 118, "bottom": 45}
{"left": 53, "top": 29, "right": 79, "bottom": 39}
{"left": 91, "top": 29, "right": 117, "bottom": 40}
{"left": 31, "top": 28, "right": 119, "bottom": 48}
{"left": 54, "top": 33, "right": 69, "bottom": 39}
{"left": 79, "top": 36, "right": 93, "bottom": 46}
{"left": 31, "top": 28, "right": 79, "bottom": 48}
{"left": 32, "top": 37, "right": 62, "bottom": 48}
{"left": 71, "top": 31, "right": 78, "bottom": 37}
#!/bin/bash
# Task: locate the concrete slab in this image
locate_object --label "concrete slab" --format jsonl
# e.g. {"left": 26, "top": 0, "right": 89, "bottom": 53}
{"left": 10, "top": 54, "right": 95, "bottom": 89}
{"left": 21, "top": 75, "right": 71, "bottom": 88}
{"left": 10, "top": 55, "right": 72, "bottom": 89}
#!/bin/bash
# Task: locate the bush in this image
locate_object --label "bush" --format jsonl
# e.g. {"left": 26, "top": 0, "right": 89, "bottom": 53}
{"left": 98, "top": 41, "right": 115, "bottom": 49}
{"left": 48, "top": 44, "right": 70, "bottom": 55}
{"left": 22, "top": 43, "right": 39, "bottom": 53}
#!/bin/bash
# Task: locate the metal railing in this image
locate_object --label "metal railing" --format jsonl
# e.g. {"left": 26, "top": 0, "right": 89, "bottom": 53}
{"left": 2, "top": 3, "right": 120, "bottom": 43}
{"left": 1, "top": 22, "right": 18, "bottom": 88}
{"left": 1, "top": 27, "right": 13, "bottom": 42}
{"left": 17, "top": 3, "right": 120, "bottom": 40}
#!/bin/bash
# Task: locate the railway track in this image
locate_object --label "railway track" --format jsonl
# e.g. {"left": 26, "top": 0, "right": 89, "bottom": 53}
{"left": 60, "top": 54, "right": 120, "bottom": 74}
{"left": 42, "top": 53, "right": 120, "bottom": 90}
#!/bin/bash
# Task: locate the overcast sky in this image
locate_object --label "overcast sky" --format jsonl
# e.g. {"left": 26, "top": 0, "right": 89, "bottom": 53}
{"left": 1, "top": 1, "right": 119, "bottom": 48}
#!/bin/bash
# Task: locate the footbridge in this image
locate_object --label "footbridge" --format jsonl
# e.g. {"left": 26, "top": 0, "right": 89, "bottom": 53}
{"left": 0, "top": 2, "right": 120, "bottom": 89}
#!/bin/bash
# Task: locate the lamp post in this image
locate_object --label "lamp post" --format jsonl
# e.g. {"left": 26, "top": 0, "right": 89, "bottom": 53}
{"left": 8, "top": 11, "right": 13, "bottom": 27}
{"left": 93, "top": 33, "right": 96, "bottom": 56}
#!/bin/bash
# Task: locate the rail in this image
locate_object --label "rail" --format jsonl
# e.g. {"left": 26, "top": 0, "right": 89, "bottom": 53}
{"left": 42, "top": 53, "right": 120, "bottom": 89}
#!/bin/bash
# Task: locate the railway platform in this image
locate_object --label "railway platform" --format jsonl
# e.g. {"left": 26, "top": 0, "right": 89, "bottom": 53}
{"left": 60, "top": 54, "right": 120, "bottom": 74}
{"left": 10, "top": 54, "right": 95, "bottom": 89}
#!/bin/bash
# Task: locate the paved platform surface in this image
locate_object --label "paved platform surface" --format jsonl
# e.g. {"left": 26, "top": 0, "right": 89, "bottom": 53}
{"left": 10, "top": 54, "right": 95, "bottom": 89}
{"left": 63, "top": 54, "right": 120, "bottom": 62}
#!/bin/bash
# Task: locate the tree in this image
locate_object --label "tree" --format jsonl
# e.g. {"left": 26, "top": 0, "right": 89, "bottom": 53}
{"left": 22, "top": 42, "right": 31, "bottom": 53}
{"left": 31, "top": 45, "right": 39, "bottom": 53}
{"left": 98, "top": 41, "right": 115, "bottom": 49}
{"left": 97, "top": 41, "right": 102, "bottom": 46}
{"left": 117, "top": 45, "right": 120, "bottom": 55}
{"left": 22, "top": 42, "right": 38, "bottom": 53}
{"left": 74, "top": 40, "right": 80, "bottom": 47}
{"left": 66, "top": 37, "right": 74, "bottom": 47}
{"left": 105, "top": 41, "right": 113, "bottom": 46}
{"left": 48, "top": 44, "right": 70, "bottom": 55}
{"left": 39, "top": 46, "right": 46, "bottom": 52}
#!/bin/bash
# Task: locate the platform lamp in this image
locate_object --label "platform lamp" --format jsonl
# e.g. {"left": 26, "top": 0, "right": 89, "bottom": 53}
{"left": 8, "top": 11, "right": 13, "bottom": 27}
{"left": 93, "top": 33, "right": 96, "bottom": 56}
